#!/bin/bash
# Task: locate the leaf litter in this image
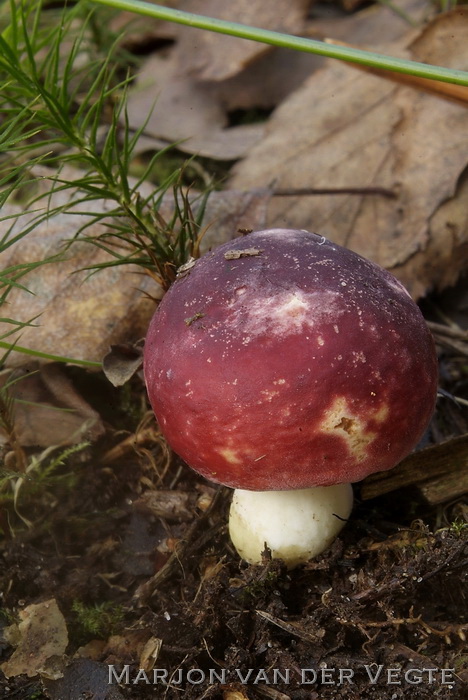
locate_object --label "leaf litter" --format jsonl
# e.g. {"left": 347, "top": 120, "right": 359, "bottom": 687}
{"left": 230, "top": 8, "right": 468, "bottom": 299}
{"left": 0, "top": 2, "right": 467, "bottom": 699}
{"left": 125, "top": 0, "right": 312, "bottom": 159}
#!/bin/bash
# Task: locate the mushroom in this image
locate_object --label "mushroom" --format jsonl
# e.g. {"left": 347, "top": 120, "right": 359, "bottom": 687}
{"left": 144, "top": 229, "right": 438, "bottom": 568}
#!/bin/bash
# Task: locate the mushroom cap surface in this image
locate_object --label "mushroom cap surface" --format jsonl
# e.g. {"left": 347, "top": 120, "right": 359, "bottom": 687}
{"left": 144, "top": 229, "right": 438, "bottom": 490}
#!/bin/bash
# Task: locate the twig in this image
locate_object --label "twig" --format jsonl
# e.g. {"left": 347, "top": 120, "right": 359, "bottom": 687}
{"left": 255, "top": 610, "right": 324, "bottom": 643}
{"left": 273, "top": 186, "right": 397, "bottom": 198}
{"left": 360, "top": 434, "right": 468, "bottom": 501}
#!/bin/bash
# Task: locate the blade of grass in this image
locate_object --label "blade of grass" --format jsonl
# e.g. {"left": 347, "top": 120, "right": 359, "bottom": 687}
{"left": 91, "top": 0, "right": 468, "bottom": 86}
{"left": 326, "top": 38, "right": 468, "bottom": 104}
{"left": 0, "top": 341, "right": 102, "bottom": 367}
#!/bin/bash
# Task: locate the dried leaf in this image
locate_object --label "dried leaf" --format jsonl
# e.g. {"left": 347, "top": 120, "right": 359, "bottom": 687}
{"left": 307, "top": 0, "right": 430, "bottom": 47}
{"left": 139, "top": 636, "right": 163, "bottom": 672}
{"left": 230, "top": 10, "right": 468, "bottom": 298}
{"left": 128, "top": 1, "right": 425, "bottom": 160}
{"left": 223, "top": 247, "right": 262, "bottom": 259}
{"left": 128, "top": 52, "right": 226, "bottom": 140}
{"left": 103, "top": 630, "right": 153, "bottom": 665}
{"left": 224, "top": 691, "right": 250, "bottom": 700}
{"left": 102, "top": 343, "right": 143, "bottom": 388}
{"left": 125, "top": 0, "right": 312, "bottom": 159}
{"left": 134, "top": 490, "right": 197, "bottom": 522}
{"left": 1, "top": 599, "right": 68, "bottom": 679}
{"left": 0, "top": 168, "right": 161, "bottom": 366}
{"left": 210, "top": 0, "right": 430, "bottom": 123}
{"left": 126, "top": 52, "right": 265, "bottom": 159}
{"left": 215, "top": 46, "right": 322, "bottom": 113}
{"left": 176, "top": 0, "right": 310, "bottom": 81}
{"left": 206, "top": 0, "right": 432, "bottom": 118}
{"left": 0, "top": 363, "right": 103, "bottom": 447}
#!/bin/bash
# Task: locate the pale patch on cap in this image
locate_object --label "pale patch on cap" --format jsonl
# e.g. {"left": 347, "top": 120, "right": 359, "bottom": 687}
{"left": 232, "top": 289, "right": 342, "bottom": 339}
{"left": 319, "top": 396, "right": 389, "bottom": 462}
{"left": 218, "top": 447, "right": 242, "bottom": 465}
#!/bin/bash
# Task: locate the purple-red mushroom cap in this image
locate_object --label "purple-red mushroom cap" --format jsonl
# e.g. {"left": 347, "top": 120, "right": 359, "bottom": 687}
{"left": 144, "top": 229, "right": 438, "bottom": 493}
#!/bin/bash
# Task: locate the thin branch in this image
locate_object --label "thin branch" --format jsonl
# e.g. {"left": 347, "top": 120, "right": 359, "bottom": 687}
{"left": 273, "top": 186, "right": 397, "bottom": 198}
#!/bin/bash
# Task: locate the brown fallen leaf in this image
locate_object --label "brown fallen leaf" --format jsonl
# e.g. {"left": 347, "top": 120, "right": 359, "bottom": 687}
{"left": 215, "top": 46, "right": 322, "bottom": 114}
{"left": 128, "top": 46, "right": 321, "bottom": 160}
{"left": 176, "top": 0, "right": 310, "bottom": 82}
{"left": 230, "top": 10, "right": 468, "bottom": 299}
{"left": 126, "top": 50, "right": 265, "bottom": 160}
{"left": 125, "top": 0, "right": 314, "bottom": 159}
{"left": 224, "top": 691, "right": 251, "bottom": 700}
{"left": 132, "top": 0, "right": 430, "bottom": 158}
{"left": 1, "top": 599, "right": 68, "bottom": 679}
{"left": 139, "top": 636, "right": 163, "bottom": 673}
{"left": 134, "top": 489, "right": 197, "bottom": 522}
{"left": 0, "top": 169, "right": 162, "bottom": 367}
{"left": 306, "top": 0, "right": 431, "bottom": 47}
{"left": 0, "top": 362, "right": 103, "bottom": 448}
{"left": 128, "top": 51, "right": 225, "bottom": 140}
{"left": 102, "top": 342, "right": 144, "bottom": 388}
{"left": 127, "top": 1, "right": 428, "bottom": 160}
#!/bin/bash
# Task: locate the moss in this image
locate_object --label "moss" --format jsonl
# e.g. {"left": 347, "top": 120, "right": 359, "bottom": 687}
{"left": 71, "top": 600, "right": 125, "bottom": 640}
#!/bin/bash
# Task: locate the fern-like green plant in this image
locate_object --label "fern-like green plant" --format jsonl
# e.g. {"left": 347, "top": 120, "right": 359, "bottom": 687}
{"left": 0, "top": 362, "right": 91, "bottom": 534}
{"left": 0, "top": 434, "right": 89, "bottom": 530}
{"left": 0, "top": 369, "right": 28, "bottom": 474}
{"left": 0, "top": 0, "right": 210, "bottom": 369}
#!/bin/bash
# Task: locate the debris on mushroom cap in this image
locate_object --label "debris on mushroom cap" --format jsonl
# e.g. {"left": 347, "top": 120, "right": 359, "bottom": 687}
{"left": 144, "top": 229, "right": 438, "bottom": 491}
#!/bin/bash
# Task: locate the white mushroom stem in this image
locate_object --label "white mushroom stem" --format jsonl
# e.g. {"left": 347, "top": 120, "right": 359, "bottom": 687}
{"left": 228, "top": 483, "right": 354, "bottom": 569}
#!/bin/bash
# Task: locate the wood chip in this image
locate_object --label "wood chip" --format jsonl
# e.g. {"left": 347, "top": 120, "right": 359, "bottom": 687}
{"left": 360, "top": 433, "right": 468, "bottom": 501}
{"left": 418, "top": 470, "right": 468, "bottom": 505}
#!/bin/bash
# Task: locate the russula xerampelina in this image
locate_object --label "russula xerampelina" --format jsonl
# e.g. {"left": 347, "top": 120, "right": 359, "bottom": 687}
{"left": 143, "top": 229, "right": 438, "bottom": 568}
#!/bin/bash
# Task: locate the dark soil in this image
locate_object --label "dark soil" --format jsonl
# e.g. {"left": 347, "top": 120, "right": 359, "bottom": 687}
{"left": 0, "top": 380, "right": 468, "bottom": 700}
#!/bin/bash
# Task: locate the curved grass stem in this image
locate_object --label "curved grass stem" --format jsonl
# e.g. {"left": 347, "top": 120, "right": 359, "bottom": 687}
{"left": 0, "top": 341, "right": 102, "bottom": 368}
{"left": 91, "top": 0, "right": 468, "bottom": 86}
